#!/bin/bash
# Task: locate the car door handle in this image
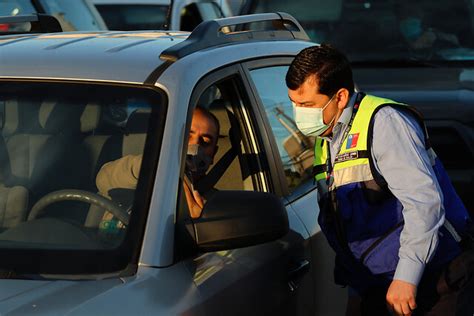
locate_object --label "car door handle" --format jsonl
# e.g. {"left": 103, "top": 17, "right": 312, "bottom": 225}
{"left": 288, "top": 259, "right": 310, "bottom": 292}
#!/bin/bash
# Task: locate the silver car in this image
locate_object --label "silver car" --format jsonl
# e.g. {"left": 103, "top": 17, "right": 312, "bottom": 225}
{"left": 0, "top": 13, "right": 345, "bottom": 315}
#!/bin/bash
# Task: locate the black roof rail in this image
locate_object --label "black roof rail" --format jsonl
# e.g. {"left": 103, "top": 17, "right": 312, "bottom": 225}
{"left": 160, "top": 12, "right": 309, "bottom": 61}
{"left": 0, "top": 14, "right": 62, "bottom": 34}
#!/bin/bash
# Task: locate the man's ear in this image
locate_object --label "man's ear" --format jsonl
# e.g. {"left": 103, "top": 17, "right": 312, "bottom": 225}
{"left": 336, "top": 88, "right": 350, "bottom": 110}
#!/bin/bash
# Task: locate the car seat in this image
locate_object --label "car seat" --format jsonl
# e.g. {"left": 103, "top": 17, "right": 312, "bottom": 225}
{"left": 1, "top": 99, "right": 98, "bottom": 222}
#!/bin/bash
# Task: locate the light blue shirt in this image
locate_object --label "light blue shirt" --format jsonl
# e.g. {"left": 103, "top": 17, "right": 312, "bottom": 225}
{"left": 325, "top": 92, "right": 444, "bottom": 287}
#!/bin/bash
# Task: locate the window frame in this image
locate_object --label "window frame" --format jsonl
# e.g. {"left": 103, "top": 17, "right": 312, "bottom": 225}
{"left": 240, "top": 57, "right": 318, "bottom": 200}
{"left": 174, "top": 61, "right": 292, "bottom": 223}
{"left": 186, "top": 64, "right": 276, "bottom": 192}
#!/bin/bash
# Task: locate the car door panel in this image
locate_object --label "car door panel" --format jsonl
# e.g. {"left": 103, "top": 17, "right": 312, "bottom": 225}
{"left": 184, "top": 207, "right": 312, "bottom": 315}
{"left": 287, "top": 188, "right": 348, "bottom": 316}
{"left": 176, "top": 66, "right": 315, "bottom": 315}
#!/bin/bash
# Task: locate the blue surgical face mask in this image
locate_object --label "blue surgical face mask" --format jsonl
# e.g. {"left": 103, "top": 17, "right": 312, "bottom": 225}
{"left": 293, "top": 94, "right": 336, "bottom": 137}
{"left": 399, "top": 17, "right": 422, "bottom": 41}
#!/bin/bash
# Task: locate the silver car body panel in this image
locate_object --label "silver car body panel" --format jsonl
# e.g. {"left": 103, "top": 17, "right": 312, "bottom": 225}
{"left": 0, "top": 265, "right": 207, "bottom": 315}
{"left": 288, "top": 188, "right": 348, "bottom": 315}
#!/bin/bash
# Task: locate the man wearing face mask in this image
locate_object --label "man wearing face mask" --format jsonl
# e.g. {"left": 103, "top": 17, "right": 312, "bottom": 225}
{"left": 287, "top": 44, "right": 473, "bottom": 316}
{"left": 95, "top": 106, "right": 220, "bottom": 224}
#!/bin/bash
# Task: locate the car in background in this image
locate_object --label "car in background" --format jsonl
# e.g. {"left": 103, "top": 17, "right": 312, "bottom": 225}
{"left": 0, "top": 13, "right": 346, "bottom": 315}
{"left": 235, "top": 0, "right": 474, "bottom": 214}
{"left": 92, "top": 0, "right": 232, "bottom": 31}
{"left": 0, "top": 0, "right": 107, "bottom": 31}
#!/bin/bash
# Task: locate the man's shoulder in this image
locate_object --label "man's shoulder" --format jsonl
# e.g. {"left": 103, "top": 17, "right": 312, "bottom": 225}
{"left": 371, "top": 103, "right": 420, "bottom": 127}
{"left": 370, "top": 103, "right": 426, "bottom": 145}
{"left": 96, "top": 154, "right": 143, "bottom": 195}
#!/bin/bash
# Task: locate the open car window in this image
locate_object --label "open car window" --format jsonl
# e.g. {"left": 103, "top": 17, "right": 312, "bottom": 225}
{"left": 0, "top": 81, "right": 165, "bottom": 275}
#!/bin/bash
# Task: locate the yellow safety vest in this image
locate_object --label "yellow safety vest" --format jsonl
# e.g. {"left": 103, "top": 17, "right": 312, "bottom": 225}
{"left": 313, "top": 94, "right": 408, "bottom": 192}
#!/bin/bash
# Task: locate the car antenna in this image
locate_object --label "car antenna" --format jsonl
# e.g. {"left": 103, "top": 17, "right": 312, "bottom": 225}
{"left": 163, "top": 0, "right": 174, "bottom": 30}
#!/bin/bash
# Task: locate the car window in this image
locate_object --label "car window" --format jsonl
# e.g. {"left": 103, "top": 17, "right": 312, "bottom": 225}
{"left": 95, "top": 4, "right": 169, "bottom": 30}
{"left": 0, "top": 0, "right": 35, "bottom": 15}
{"left": 177, "top": 75, "right": 270, "bottom": 219}
{"left": 0, "top": 82, "right": 165, "bottom": 254}
{"left": 248, "top": 65, "right": 315, "bottom": 194}
{"left": 39, "top": 0, "right": 103, "bottom": 31}
{"left": 0, "top": 0, "right": 36, "bottom": 32}
{"left": 180, "top": 2, "right": 224, "bottom": 31}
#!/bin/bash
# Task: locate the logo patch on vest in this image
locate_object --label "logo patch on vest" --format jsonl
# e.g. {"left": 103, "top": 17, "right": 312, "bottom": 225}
{"left": 335, "top": 151, "right": 359, "bottom": 163}
{"left": 346, "top": 133, "right": 359, "bottom": 149}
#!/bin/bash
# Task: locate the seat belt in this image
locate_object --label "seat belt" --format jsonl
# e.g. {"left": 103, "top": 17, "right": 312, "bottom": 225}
{"left": 195, "top": 107, "right": 242, "bottom": 193}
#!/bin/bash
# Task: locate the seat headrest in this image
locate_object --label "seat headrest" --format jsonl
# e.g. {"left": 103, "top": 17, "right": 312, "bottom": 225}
{"left": 207, "top": 99, "right": 231, "bottom": 137}
{"left": 39, "top": 101, "right": 100, "bottom": 133}
{"left": 1, "top": 100, "right": 19, "bottom": 137}
{"left": 125, "top": 110, "right": 150, "bottom": 134}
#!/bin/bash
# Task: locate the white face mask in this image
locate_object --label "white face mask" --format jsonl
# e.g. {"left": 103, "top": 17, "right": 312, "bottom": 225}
{"left": 293, "top": 94, "right": 336, "bottom": 137}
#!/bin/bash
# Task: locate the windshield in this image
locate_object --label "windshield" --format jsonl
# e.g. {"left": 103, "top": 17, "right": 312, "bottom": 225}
{"left": 242, "top": 0, "right": 474, "bottom": 63}
{"left": 0, "top": 82, "right": 165, "bottom": 275}
{"left": 96, "top": 4, "right": 169, "bottom": 31}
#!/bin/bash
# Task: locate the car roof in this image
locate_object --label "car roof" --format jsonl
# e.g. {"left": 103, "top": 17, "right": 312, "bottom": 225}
{"left": 0, "top": 31, "right": 188, "bottom": 84}
{"left": 0, "top": 13, "right": 311, "bottom": 85}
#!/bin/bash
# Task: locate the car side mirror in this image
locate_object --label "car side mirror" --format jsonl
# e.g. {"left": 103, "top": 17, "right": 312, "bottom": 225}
{"left": 190, "top": 190, "right": 289, "bottom": 253}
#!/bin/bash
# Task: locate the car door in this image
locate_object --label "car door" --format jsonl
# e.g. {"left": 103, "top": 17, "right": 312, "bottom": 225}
{"left": 174, "top": 65, "right": 315, "bottom": 315}
{"left": 241, "top": 58, "right": 349, "bottom": 316}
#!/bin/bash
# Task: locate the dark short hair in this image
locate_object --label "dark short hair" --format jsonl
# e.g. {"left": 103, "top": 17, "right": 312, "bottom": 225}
{"left": 286, "top": 44, "right": 354, "bottom": 96}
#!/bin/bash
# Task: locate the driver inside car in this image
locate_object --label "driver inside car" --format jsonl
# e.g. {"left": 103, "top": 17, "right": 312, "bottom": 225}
{"left": 396, "top": 3, "right": 459, "bottom": 51}
{"left": 95, "top": 106, "right": 220, "bottom": 233}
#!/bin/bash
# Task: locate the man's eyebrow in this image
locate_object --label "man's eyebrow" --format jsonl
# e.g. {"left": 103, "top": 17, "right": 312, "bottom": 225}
{"left": 288, "top": 95, "right": 313, "bottom": 105}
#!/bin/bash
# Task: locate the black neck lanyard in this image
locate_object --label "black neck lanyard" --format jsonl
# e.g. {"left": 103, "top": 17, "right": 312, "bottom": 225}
{"left": 325, "top": 93, "right": 364, "bottom": 186}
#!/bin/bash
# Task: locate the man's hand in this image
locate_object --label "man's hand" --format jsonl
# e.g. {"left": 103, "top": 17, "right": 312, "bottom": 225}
{"left": 386, "top": 280, "right": 417, "bottom": 315}
{"left": 183, "top": 181, "right": 204, "bottom": 219}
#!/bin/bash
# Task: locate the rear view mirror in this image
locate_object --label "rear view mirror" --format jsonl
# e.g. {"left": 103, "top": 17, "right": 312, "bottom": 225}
{"left": 191, "top": 190, "right": 289, "bottom": 252}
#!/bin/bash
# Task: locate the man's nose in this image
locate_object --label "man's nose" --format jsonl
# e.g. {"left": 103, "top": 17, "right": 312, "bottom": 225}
{"left": 188, "top": 134, "right": 199, "bottom": 145}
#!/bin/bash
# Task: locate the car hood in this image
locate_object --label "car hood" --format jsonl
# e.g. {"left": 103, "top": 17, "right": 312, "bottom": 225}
{"left": 0, "top": 278, "right": 123, "bottom": 315}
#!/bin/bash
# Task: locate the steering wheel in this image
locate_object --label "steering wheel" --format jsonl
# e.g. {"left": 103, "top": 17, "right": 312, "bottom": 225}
{"left": 27, "top": 189, "right": 130, "bottom": 226}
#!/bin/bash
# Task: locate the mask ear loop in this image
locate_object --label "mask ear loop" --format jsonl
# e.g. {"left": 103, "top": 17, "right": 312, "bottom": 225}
{"left": 322, "top": 93, "right": 337, "bottom": 127}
